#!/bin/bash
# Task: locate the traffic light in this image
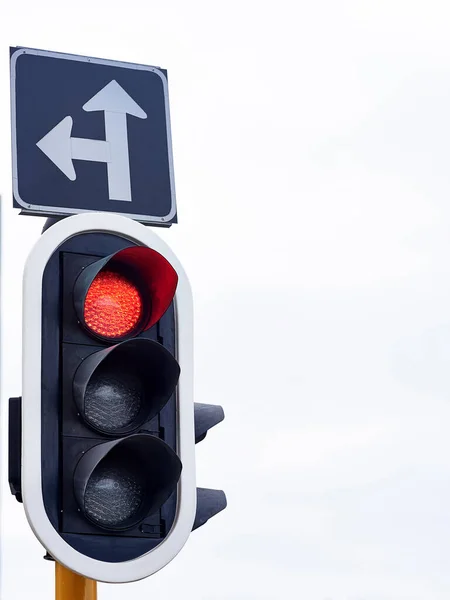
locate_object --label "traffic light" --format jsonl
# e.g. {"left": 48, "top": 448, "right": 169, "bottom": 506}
{"left": 9, "top": 212, "right": 226, "bottom": 583}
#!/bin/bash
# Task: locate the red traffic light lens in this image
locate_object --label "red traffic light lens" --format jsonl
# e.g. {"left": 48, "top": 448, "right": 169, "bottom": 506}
{"left": 74, "top": 246, "right": 178, "bottom": 342}
{"left": 84, "top": 270, "right": 143, "bottom": 340}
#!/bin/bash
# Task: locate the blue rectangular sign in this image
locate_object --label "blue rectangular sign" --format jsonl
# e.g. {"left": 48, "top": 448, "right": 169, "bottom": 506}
{"left": 10, "top": 47, "right": 177, "bottom": 225}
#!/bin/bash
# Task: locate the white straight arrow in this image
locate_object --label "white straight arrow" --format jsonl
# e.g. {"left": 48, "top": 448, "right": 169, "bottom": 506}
{"left": 83, "top": 80, "right": 147, "bottom": 202}
{"left": 36, "top": 80, "right": 147, "bottom": 202}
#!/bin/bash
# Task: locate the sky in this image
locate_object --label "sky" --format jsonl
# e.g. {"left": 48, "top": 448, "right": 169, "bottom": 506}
{"left": 2, "top": 0, "right": 450, "bottom": 599}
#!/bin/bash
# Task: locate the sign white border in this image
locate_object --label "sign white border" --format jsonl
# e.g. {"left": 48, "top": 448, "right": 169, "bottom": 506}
{"left": 22, "top": 213, "right": 195, "bottom": 582}
{"left": 11, "top": 47, "right": 177, "bottom": 224}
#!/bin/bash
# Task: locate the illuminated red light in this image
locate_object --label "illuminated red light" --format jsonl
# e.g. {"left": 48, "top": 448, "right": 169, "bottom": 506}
{"left": 84, "top": 270, "right": 143, "bottom": 339}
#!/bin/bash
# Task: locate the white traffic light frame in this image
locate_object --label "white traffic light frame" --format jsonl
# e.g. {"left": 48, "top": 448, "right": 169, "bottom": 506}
{"left": 21, "top": 212, "right": 196, "bottom": 583}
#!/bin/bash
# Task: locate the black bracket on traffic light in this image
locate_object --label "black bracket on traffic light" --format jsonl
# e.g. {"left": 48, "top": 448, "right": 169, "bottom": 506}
{"left": 8, "top": 397, "right": 22, "bottom": 503}
{"left": 193, "top": 402, "right": 227, "bottom": 530}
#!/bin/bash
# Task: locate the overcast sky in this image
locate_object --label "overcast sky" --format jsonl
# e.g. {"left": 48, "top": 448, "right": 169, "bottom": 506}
{"left": 2, "top": 1, "right": 450, "bottom": 599}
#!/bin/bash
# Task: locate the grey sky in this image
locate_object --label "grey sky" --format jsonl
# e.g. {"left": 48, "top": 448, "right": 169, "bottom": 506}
{"left": 2, "top": 1, "right": 450, "bottom": 599}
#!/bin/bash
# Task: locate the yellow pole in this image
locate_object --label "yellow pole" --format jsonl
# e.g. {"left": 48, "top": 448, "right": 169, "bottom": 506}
{"left": 55, "top": 562, "right": 97, "bottom": 600}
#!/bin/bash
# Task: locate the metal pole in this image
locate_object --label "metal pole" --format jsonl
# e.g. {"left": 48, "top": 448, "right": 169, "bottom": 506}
{"left": 55, "top": 562, "right": 97, "bottom": 600}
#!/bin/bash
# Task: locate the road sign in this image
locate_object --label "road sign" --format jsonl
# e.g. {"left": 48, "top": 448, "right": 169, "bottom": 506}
{"left": 10, "top": 47, "right": 177, "bottom": 225}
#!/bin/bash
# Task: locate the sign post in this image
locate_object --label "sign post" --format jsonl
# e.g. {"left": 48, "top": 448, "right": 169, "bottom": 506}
{"left": 55, "top": 563, "right": 96, "bottom": 600}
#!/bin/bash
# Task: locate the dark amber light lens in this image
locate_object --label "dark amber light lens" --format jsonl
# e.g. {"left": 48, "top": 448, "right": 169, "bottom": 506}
{"left": 84, "top": 270, "right": 143, "bottom": 339}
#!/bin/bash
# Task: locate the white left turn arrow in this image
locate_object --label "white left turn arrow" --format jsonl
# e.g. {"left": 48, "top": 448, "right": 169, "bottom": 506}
{"left": 36, "top": 80, "right": 147, "bottom": 202}
{"left": 36, "top": 116, "right": 110, "bottom": 181}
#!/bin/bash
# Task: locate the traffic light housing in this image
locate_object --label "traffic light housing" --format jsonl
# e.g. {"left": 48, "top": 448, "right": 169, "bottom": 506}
{"left": 9, "top": 213, "right": 227, "bottom": 582}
